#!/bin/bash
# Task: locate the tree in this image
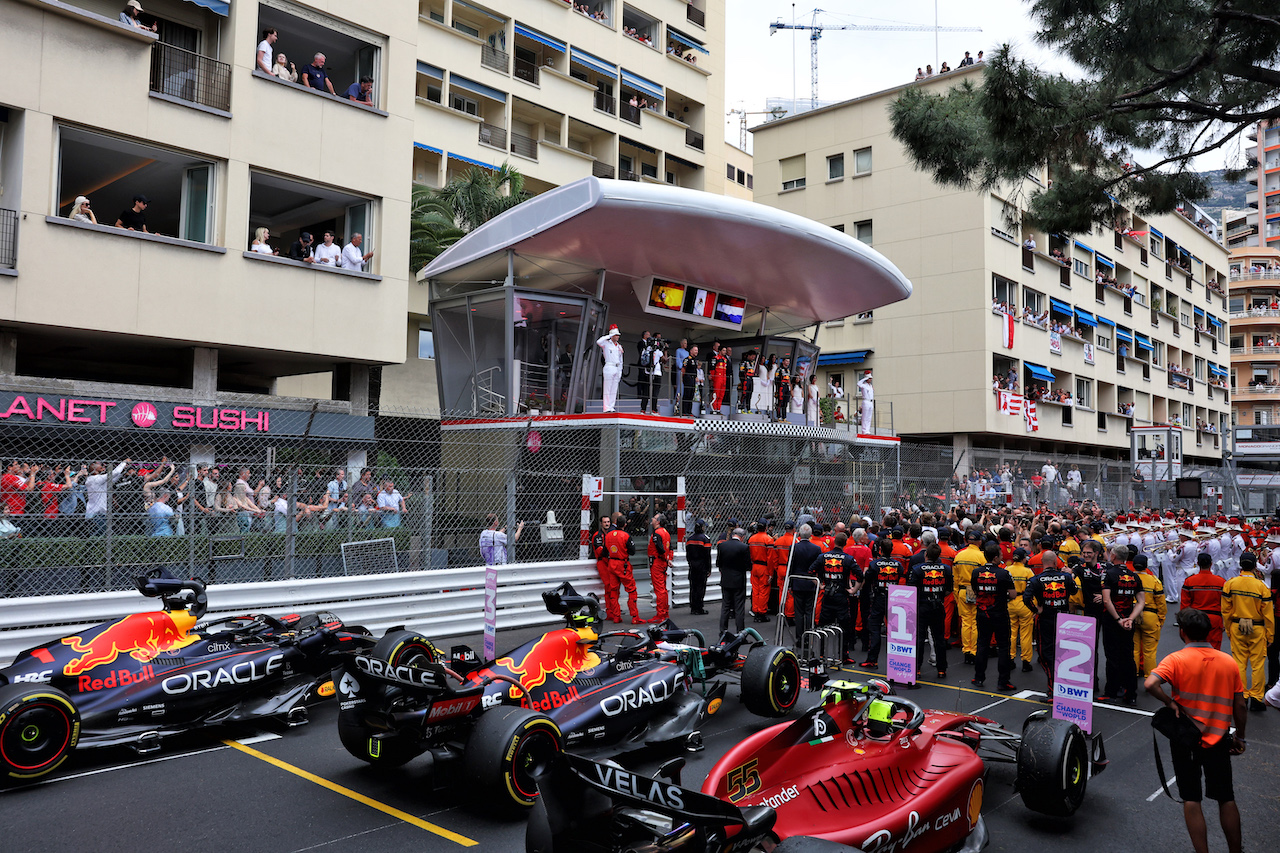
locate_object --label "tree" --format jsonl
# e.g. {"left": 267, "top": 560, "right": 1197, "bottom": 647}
{"left": 409, "top": 162, "right": 529, "bottom": 272}
{"left": 888, "top": 1, "right": 1280, "bottom": 235}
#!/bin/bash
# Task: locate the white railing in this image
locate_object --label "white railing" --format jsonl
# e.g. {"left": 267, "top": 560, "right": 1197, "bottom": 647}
{"left": 0, "top": 555, "right": 721, "bottom": 665}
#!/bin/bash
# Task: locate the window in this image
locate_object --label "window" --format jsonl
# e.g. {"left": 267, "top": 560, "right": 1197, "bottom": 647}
{"left": 992, "top": 274, "right": 1016, "bottom": 307}
{"left": 780, "top": 154, "right": 806, "bottom": 191}
{"left": 247, "top": 170, "right": 377, "bottom": 273}
{"left": 736, "top": 168, "right": 745, "bottom": 185}
{"left": 1096, "top": 328, "right": 1111, "bottom": 350}
{"left": 1024, "top": 288, "right": 1044, "bottom": 318}
{"left": 1075, "top": 378, "right": 1092, "bottom": 408}
{"left": 854, "top": 220, "right": 873, "bottom": 245}
{"left": 451, "top": 93, "right": 480, "bottom": 115}
{"left": 56, "top": 125, "right": 216, "bottom": 244}
{"left": 853, "top": 147, "right": 872, "bottom": 175}
{"left": 258, "top": 2, "right": 385, "bottom": 109}
{"left": 418, "top": 327, "right": 435, "bottom": 359}
{"left": 1153, "top": 341, "right": 1164, "bottom": 367}
{"left": 1194, "top": 357, "right": 1204, "bottom": 380}
{"left": 1256, "top": 410, "right": 1267, "bottom": 426}
{"left": 726, "top": 163, "right": 735, "bottom": 180}
{"left": 827, "top": 153, "right": 844, "bottom": 180}
{"left": 746, "top": 174, "right": 753, "bottom": 190}
{"left": 641, "top": 162, "right": 658, "bottom": 179}
{"left": 831, "top": 223, "right": 845, "bottom": 232}
{"left": 1073, "top": 257, "right": 1090, "bottom": 278}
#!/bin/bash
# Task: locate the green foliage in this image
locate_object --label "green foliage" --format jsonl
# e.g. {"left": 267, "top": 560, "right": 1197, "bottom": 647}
{"left": 889, "top": 1, "right": 1280, "bottom": 234}
{"left": 411, "top": 163, "right": 530, "bottom": 273}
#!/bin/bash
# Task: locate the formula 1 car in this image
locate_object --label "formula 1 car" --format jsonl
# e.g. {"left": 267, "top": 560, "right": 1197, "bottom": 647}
{"left": 333, "top": 582, "right": 801, "bottom": 808}
{"left": 0, "top": 569, "right": 374, "bottom": 784}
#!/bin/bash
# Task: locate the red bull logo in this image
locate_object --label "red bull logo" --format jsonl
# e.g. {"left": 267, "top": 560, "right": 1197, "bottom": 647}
{"left": 62, "top": 611, "right": 199, "bottom": 677}
{"left": 78, "top": 665, "right": 155, "bottom": 693}
{"left": 520, "top": 685, "right": 580, "bottom": 712}
{"left": 492, "top": 629, "right": 601, "bottom": 695}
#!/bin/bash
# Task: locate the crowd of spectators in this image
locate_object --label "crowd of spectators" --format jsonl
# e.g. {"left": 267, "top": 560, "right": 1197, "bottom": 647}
{"left": 1096, "top": 269, "right": 1138, "bottom": 299}
{"left": 1195, "top": 418, "right": 1219, "bottom": 434}
{"left": 1021, "top": 307, "right": 1049, "bottom": 328}
{"left": 573, "top": 3, "right": 608, "bottom": 23}
{"left": 1027, "top": 384, "right": 1073, "bottom": 405}
{"left": 1117, "top": 401, "right": 1135, "bottom": 417}
{"left": 256, "top": 28, "right": 375, "bottom": 106}
{"left": 1050, "top": 318, "right": 1084, "bottom": 339}
{"left": 1168, "top": 363, "right": 1193, "bottom": 379}
{"left": 991, "top": 299, "right": 1016, "bottom": 315}
{"left": 1049, "top": 247, "right": 1068, "bottom": 265}
{"left": 667, "top": 42, "right": 698, "bottom": 64}
{"left": 914, "top": 50, "right": 980, "bottom": 81}
{"left": 992, "top": 368, "right": 1020, "bottom": 393}
{"left": 624, "top": 26, "right": 654, "bottom": 46}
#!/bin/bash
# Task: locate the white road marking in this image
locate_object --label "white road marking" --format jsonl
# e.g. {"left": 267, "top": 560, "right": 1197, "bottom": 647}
{"left": 0, "top": 732, "right": 282, "bottom": 790}
{"left": 1013, "top": 690, "right": 1040, "bottom": 700}
{"left": 970, "top": 697, "right": 1011, "bottom": 714}
{"left": 1147, "top": 779, "right": 1175, "bottom": 801}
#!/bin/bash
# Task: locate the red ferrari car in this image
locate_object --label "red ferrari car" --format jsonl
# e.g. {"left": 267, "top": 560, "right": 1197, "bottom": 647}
{"left": 699, "top": 678, "right": 1106, "bottom": 852}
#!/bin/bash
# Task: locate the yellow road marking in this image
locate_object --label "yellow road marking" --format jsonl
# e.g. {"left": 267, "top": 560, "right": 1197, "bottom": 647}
{"left": 222, "top": 740, "right": 478, "bottom": 847}
{"left": 915, "top": 680, "right": 1046, "bottom": 704}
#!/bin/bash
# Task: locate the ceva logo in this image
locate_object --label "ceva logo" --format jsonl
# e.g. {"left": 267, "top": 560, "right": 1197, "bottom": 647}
{"left": 131, "top": 402, "right": 159, "bottom": 428}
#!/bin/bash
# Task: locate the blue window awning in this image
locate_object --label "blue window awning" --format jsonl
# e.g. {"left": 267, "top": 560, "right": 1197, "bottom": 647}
{"left": 448, "top": 152, "right": 495, "bottom": 170}
{"left": 1050, "top": 297, "right": 1072, "bottom": 314}
{"left": 571, "top": 48, "right": 617, "bottom": 77}
{"left": 1025, "top": 362, "right": 1056, "bottom": 382}
{"left": 1179, "top": 246, "right": 1190, "bottom": 256}
{"left": 1097, "top": 315, "right": 1115, "bottom": 327}
{"left": 417, "top": 61, "right": 444, "bottom": 79}
{"left": 621, "top": 70, "right": 664, "bottom": 101}
{"left": 515, "top": 23, "right": 566, "bottom": 53}
{"left": 1116, "top": 328, "right": 1133, "bottom": 343}
{"left": 182, "top": 0, "right": 228, "bottom": 15}
{"left": 1209, "top": 315, "right": 1223, "bottom": 328}
{"left": 667, "top": 28, "right": 709, "bottom": 54}
{"left": 620, "top": 136, "right": 656, "bottom": 154}
{"left": 1149, "top": 227, "right": 1163, "bottom": 240}
{"left": 817, "top": 349, "right": 873, "bottom": 366}
{"left": 1073, "top": 240, "right": 1094, "bottom": 254}
{"left": 414, "top": 142, "right": 443, "bottom": 155}
{"left": 1095, "top": 253, "right": 1114, "bottom": 269}
{"left": 1074, "top": 308, "right": 1097, "bottom": 327}
{"left": 1194, "top": 306, "right": 1205, "bottom": 318}
{"left": 1135, "top": 333, "right": 1153, "bottom": 352}
{"left": 450, "top": 75, "right": 506, "bottom": 102}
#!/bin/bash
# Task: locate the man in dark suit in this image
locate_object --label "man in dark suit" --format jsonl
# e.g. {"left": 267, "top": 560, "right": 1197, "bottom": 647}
{"left": 789, "top": 523, "right": 824, "bottom": 638}
{"left": 717, "top": 527, "right": 751, "bottom": 634}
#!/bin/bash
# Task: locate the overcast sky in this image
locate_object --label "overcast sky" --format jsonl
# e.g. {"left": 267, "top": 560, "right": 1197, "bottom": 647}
{"left": 721, "top": 2, "right": 1228, "bottom": 171}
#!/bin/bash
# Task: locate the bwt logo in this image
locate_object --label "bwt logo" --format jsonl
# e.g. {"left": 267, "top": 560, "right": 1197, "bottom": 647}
{"left": 131, "top": 402, "right": 159, "bottom": 428}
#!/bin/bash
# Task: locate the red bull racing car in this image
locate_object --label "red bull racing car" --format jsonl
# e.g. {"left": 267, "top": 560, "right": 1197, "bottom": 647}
{"left": 0, "top": 569, "right": 374, "bottom": 784}
{"left": 333, "top": 582, "right": 801, "bottom": 808}
{"left": 528, "top": 679, "right": 1107, "bottom": 853}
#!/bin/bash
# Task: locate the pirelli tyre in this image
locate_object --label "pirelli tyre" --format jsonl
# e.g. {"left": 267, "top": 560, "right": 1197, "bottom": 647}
{"left": 1016, "top": 711, "right": 1090, "bottom": 816}
{"left": 0, "top": 683, "right": 80, "bottom": 784}
{"left": 372, "top": 629, "right": 442, "bottom": 668}
{"left": 336, "top": 629, "right": 440, "bottom": 768}
{"left": 462, "top": 706, "right": 562, "bottom": 811}
{"left": 740, "top": 645, "right": 802, "bottom": 717}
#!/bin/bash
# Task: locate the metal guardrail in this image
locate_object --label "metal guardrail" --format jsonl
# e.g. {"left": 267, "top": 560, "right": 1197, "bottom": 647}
{"left": 149, "top": 42, "right": 231, "bottom": 112}
{"left": 514, "top": 56, "right": 539, "bottom": 84}
{"left": 0, "top": 555, "right": 722, "bottom": 665}
{"left": 685, "top": 128, "right": 704, "bottom": 150}
{"left": 594, "top": 91, "right": 615, "bottom": 114}
{"left": 621, "top": 104, "right": 642, "bottom": 125}
{"left": 510, "top": 130, "right": 538, "bottom": 159}
{"left": 479, "top": 122, "right": 508, "bottom": 149}
{"left": 480, "top": 44, "right": 508, "bottom": 73}
{"left": 592, "top": 161, "right": 616, "bottom": 179}
{"left": 0, "top": 207, "right": 16, "bottom": 268}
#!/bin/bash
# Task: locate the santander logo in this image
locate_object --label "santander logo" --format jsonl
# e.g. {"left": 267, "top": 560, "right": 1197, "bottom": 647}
{"left": 131, "top": 402, "right": 158, "bottom": 428}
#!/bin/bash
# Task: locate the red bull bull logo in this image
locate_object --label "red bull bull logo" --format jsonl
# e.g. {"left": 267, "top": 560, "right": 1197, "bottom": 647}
{"left": 492, "top": 628, "right": 601, "bottom": 695}
{"left": 62, "top": 611, "right": 199, "bottom": 677}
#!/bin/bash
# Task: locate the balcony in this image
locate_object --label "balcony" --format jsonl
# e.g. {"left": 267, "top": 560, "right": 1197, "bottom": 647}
{"left": 685, "top": 128, "right": 704, "bottom": 150}
{"left": 594, "top": 91, "right": 616, "bottom": 114}
{"left": 591, "top": 161, "right": 615, "bottom": 179}
{"left": 149, "top": 42, "right": 231, "bottom": 113}
{"left": 621, "top": 103, "right": 642, "bottom": 125}
{"left": 510, "top": 130, "right": 538, "bottom": 160}
{"left": 481, "top": 44, "right": 508, "bottom": 74}
{"left": 478, "top": 123, "right": 507, "bottom": 150}
{"left": 619, "top": 169, "right": 640, "bottom": 182}
{"left": 514, "top": 56, "right": 539, "bottom": 85}
{"left": 0, "top": 208, "right": 16, "bottom": 270}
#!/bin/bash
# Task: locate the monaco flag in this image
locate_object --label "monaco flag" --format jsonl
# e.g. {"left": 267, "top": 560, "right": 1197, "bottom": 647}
{"left": 1025, "top": 400, "right": 1038, "bottom": 432}
{"left": 1002, "top": 312, "right": 1015, "bottom": 349}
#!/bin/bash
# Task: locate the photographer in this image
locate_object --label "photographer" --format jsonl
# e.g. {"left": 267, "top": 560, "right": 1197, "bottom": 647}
{"left": 479, "top": 513, "right": 524, "bottom": 566}
{"left": 640, "top": 334, "right": 666, "bottom": 414}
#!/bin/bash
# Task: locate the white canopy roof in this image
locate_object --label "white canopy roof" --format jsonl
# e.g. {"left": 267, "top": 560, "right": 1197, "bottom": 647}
{"left": 422, "top": 177, "right": 912, "bottom": 332}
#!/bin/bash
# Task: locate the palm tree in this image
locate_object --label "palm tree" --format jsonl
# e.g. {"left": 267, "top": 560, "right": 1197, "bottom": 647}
{"left": 410, "top": 162, "right": 530, "bottom": 273}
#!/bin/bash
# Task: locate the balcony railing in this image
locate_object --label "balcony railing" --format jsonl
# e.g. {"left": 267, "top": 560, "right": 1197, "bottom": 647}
{"left": 1231, "top": 307, "right": 1280, "bottom": 319}
{"left": 0, "top": 207, "right": 16, "bottom": 269}
{"left": 510, "top": 130, "right": 537, "bottom": 160}
{"left": 592, "top": 161, "right": 616, "bottom": 179}
{"left": 481, "top": 44, "right": 508, "bottom": 73}
{"left": 685, "top": 128, "right": 704, "bottom": 150}
{"left": 1230, "top": 270, "right": 1280, "bottom": 282}
{"left": 594, "top": 91, "right": 615, "bottom": 114}
{"left": 619, "top": 170, "right": 641, "bottom": 182}
{"left": 478, "top": 123, "right": 508, "bottom": 149}
{"left": 149, "top": 42, "right": 231, "bottom": 113}
{"left": 621, "top": 104, "right": 642, "bottom": 125}
{"left": 687, "top": 4, "right": 705, "bottom": 27}
{"left": 514, "top": 57, "right": 539, "bottom": 85}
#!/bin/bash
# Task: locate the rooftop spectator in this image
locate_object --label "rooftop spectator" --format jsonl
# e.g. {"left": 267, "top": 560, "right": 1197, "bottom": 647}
{"left": 302, "top": 53, "right": 337, "bottom": 95}
{"left": 939, "top": 61, "right": 951, "bottom": 73}
{"left": 70, "top": 195, "right": 97, "bottom": 225}
{"left": 120, "top": 1, "right": 156, "bottom": 33}
{"left": 925, "top": 64, "right": 934, "bottom": 76}
{"left": 915, "top": 67, "right": 925, "bottom": 80}
{"left": 959, "top": 51, "right": 974, "bottom": 67}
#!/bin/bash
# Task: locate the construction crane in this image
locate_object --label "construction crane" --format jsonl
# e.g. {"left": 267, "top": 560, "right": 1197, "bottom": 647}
{"left": 728, "top": 106, "right": 788, "bottom": 150}
{"left": 770, "top": 9, "right": 981, "bottom": 109}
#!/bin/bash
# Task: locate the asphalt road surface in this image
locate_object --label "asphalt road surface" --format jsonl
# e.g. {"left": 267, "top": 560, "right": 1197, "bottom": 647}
{"left": 4, "top": 606, "right": 1278, "bottom": 853}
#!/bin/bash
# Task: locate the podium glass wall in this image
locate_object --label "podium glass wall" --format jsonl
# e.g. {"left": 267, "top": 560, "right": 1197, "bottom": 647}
{"left": 432, "top": 286, "right": 607, "bottom": 415}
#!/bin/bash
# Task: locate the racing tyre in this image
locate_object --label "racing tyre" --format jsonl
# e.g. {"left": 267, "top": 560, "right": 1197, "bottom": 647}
{"left": 741, "top": 645, "right": 802, "bottom": 717}
{"left": 0, "top": 684, "right": 80, "bottom": 784}
{"left": 372, "top": 629, "right": 441, "bottom": 668}
{"left": 337, "top": 713, "right": 424, "bottom": 768}
{"left": 1016, "top": 712, "right": 1089, "bottom": 816}
{"left": 462, "top": 706, "right": 562, "bottom": 811}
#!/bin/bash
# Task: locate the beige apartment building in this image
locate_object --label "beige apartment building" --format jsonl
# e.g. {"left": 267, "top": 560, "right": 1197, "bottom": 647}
{"left": 752, "top": 67, "right": 1232, "bottom": 468}
{"left": 1224, "top": 119, "right": 1280, "bottom": 251}
{"left": 1, "top": 0, "right": 413, "bottom": 425}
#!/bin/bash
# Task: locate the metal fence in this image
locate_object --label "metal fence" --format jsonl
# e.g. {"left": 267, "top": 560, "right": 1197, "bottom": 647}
{"left": 0, "top": 389, "right": 1270, "bottom": 601}
{"left": 149, "top": 42, "right": 231, "bottom": 112}
{"left": 0, "top": 207, "right": 16, "bottom": 269}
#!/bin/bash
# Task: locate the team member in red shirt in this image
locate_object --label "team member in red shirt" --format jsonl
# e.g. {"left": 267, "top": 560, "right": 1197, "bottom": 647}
{"left": 604, "top": 511, "right": 645, "bottom": 624}
{"left": 647, "top": 514, "right": 672, "bottom": 623}
{"left": 1184, "top": 552, "right": 1227, "bottom": 649}
{"left": 748, "top": 520, "right": 776, "bottom": 623}
{"left": 590, "top": 515, "right": 616, "bottom": 620}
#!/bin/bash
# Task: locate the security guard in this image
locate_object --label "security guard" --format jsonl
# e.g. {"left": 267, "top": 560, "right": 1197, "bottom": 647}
{"left": 748, "top": 520, "right": 777, "bottom": 622}
{"left": 911, "top": 543, "right": 953, "bottom": 678}
{"left": 647, "top": 513, "right": 672, "bottom": 623}
{"left": 1221, "top": 552, "right": 1275, "bottom": 711}
{"left": 1024, "top": 550, "right": 1078, "bottom": 695}
{"left": 808, "top": 531, "right": 863, "bottom": 663}
{"left": 1006, "top": 548, "right": 1036, "bottom": 673}
{"left": 605, "top": 511, "right": 645, "bottom": 624}
{"left": 1132, "top": 553, "right": 1166, "bottom": 678}
{"left": 952, "top": 528, "right": 986, "bottom": 664}
{"left": 1183, "top": 552, "right": 1227, "bottom": 649}
{"left": 1101, "top": 553, "right": 1145, "bottom": 704}
{"left": 591, "top": 515, "right": 617, "bottom": 621}
{"left": 971, "top": 542, "right": 1016, "bottom": 691}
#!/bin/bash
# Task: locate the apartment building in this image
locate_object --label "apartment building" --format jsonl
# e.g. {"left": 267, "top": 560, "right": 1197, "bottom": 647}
{"left": 1226, "top": 118, "right": 1280, "bottom": 251}
{"left": 722, "top": 141, "right": 752, "bottom": 201}
{"left": 1228, "top": 245, "right": 1280, "bottom": 462}
{"left": 751, "top": 67, "right": 1232, "bottom": 468}
{"left": 0, "top": 0, "right": 413, "bottom": 435}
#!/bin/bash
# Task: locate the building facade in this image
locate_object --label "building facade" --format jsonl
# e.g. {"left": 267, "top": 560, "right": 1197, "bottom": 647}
{"left": 1228, "top": 245, "right": 1280, "bottom": 462}
{"left": 1226, "top": 118, "right": 1280, "bottom": 251}
{"left": 751, "top": 67, "right": 1232, "bottom": 469}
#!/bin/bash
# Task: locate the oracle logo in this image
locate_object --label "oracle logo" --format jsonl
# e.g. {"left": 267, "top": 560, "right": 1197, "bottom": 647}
{"left": 131, "top": 402, "right": 158, "bottom": 428}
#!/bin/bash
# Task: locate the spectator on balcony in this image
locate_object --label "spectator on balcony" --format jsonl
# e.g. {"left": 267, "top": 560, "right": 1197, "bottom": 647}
{"left": 314, "top": 230, "right": 341, "bottom": 267}
{"left": 346, "top": 76, "right": 374, "bottom": 105}
{"left": 1023, "top": 236, "right": 1036, "bottom": 251}
{"left": 115, "top": 195, "right": 151, "bottom": 233}
{"left": 70, "top": 196, "right": 97, "bottom": 225}
{"left": 288, "top": 231, "right": 315, "bottom": 263}
{"left": 251, "top": 227, "right": 279, "bottom": 256}
{"left": 272, "top": 52, "right": 298, "bottom": 84}
{"left": 339, "top": 233, "right": 374, "bottom": 271}
{"left": 302, "top": 53, "right": 337, "bottom": 95}
{"left": 257, "top": 28, "right": 278, "bottom": 75}
{"left": 120, "top": 1, "right": 156, "bottom": 33}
